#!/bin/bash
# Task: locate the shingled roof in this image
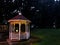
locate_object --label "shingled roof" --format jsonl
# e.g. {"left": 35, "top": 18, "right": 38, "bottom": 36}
{"left": 8, "top": 13, "right": 31, "bottom": 22}
{"left": 10, "top": 15, "right": 28, "bottom": 20}
{"left": 8, "top": 12, "right": 31, "bottom": 23}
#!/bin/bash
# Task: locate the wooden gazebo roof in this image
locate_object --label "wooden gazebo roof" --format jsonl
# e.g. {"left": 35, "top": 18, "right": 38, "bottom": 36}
{"left": 10, "top": 15, "right": 28, "bottom": 20}
{"left": 8, "top": 13, "right": 31, "bottom": 22}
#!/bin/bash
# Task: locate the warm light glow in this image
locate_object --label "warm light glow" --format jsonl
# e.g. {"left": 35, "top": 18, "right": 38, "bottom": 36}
{"left": 16, "top": 30, "right": 18, "bottom": 32}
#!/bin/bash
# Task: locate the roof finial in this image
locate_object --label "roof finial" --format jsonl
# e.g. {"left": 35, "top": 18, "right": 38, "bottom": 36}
{"left": 18, "top": 10, "right": 22, "bottom": 15}
{"left": 19, "top": 12, "right": 22, "bottom": 15}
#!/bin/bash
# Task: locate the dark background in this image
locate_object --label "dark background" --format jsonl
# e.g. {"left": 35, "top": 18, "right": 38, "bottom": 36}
{"left": 0, "top": 0, "right": 60, "bottom": 28}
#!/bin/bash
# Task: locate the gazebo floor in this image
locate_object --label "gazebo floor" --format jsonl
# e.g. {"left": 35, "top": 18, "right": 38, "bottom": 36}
{"left": 0, "top": 36, "right": 41, "bottom": 45}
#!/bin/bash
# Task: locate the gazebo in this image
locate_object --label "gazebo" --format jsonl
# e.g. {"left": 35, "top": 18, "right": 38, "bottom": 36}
{"left": 8, "top": 13, "right": 31, "bottom": 41}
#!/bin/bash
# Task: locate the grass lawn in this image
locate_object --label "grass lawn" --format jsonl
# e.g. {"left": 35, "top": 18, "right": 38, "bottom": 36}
{"left": 31, "top": 29, "right": 60, "bottom": 45}
{"left": 0, "top": 29, "right": 60, "bottom": 45}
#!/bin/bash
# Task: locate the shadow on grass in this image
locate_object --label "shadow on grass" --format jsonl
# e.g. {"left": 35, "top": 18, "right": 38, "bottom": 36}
{"left": 29, "top": 36, "right": 42, "bottom": 43}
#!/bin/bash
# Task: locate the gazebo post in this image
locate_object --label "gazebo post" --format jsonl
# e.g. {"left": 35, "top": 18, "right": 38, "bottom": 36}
{"left": 26, "top": 23, "right": 28, "bottom": 32}
{"left": 19, "top": 23, "right": 21, "bottom": 40}
{"left": 25, "top": 23, "right": 27, "bottom": 32}
{"left": 25, "top": 23, "right": 30, "bottom": 39}
{"left": 9, "top": 23, "right": 12, "bottom": 40}
{"left": 14, "top": 22, "right": 15, "bottom": 32}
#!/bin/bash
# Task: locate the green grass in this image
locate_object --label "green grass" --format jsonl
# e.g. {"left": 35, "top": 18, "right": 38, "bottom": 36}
{"left": 0, "top": 29, "right": 60, "bottom": 45}
{"left": 31, "top": 29, "right": 60, "bottom": 45}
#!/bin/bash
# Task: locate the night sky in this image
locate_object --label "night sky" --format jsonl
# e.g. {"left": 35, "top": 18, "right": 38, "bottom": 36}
{"left": 0, "top": 0, "right": 60, "bottom": 28}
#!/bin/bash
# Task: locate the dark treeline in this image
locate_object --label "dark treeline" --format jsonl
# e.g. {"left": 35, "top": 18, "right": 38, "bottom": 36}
{"left": 0, "top": 0, "right": 60, "bottom": 28}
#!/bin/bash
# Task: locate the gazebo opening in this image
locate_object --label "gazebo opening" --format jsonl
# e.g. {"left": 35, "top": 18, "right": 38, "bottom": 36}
{"left": 15, "top": 24, "right": 19, "bottom": 32}
{"left": 21, "top": 24, "right": 25, "bottom": 32}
